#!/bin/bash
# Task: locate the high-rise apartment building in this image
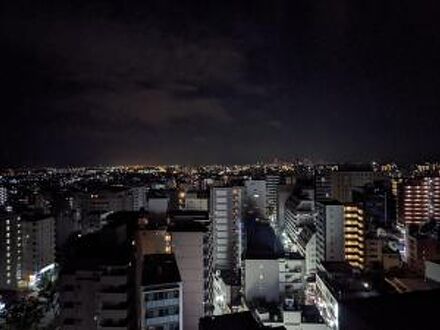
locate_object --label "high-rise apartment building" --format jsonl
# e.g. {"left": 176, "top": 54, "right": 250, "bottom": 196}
{"left": 398, "top": 177, "right": 440, "bottom": 225}
{"left": 244, "top": 180, "right": 267, "bottom": 218}
{"left": 284, "top": 194, "right": 316, "bottom": 249}
{"left": 21, "top": 213, "right": 55, "bottom": 286}
{"left": 296, "top": 224, "right": 317, "bottom": 275}
{"left": 0, "top": 187, "right": 7, "bottom": 206}
{"left": 210, "top": 187, "right": 243, "bottom": 280}
{"left": 129, "top": 186, "right": 147, "bottom": 211}
{"left": 244, "top": 176, "right": 280, "bottom": 220}
{"left": 59, "top": 221, "right": 135, "bottom": 330}
{"left": 141, "top": 254, "right": 183, "bottom": 330}
{"left": 168, "top": 220, "right": 213, "bottom": 330}
{"left": 343, "top": 204, "right": 365, "bottom": 269}
{"left": 277, "top": 184, "right": 295, "bottom": 233}
{"left": 0, "top": 208, "right": 22, "bottom": 290}
{"left": 316, "top": 201, "right": 345, "bottom": 264}
{"left": 266, "top": 175, "right": 280, "bottom": 220}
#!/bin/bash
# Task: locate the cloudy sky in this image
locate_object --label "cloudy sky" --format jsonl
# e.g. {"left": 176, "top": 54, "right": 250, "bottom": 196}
{"left": 1, "top": 0, "right": 440, "bottom": 166}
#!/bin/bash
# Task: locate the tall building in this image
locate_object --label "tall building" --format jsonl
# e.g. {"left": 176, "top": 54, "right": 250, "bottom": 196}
{"left": 141, "top": 254, "right": 183, "bottom": 330}
{"left": 284, "top": 194, "right": 316, "bottom": 249}
{"left": 0, "top": 208, "right": 22, "bottom": 290}
{"left": 352, "top": 180, "right": 396, "bottom": 228}
{"left": 59, "top": 220, "right": 136, "bottom": 330}
{"left": 343, "top": 204, "right": 365, "bottom": 269}
{"left": 168, "top": 220, "right": 213, "bottom": 330}
{"left": 21, "top": 213, "right": 55, "bottom": 287}
{"left": 129, "top": 186, "right": 147, "bottom": 211}
{"left": 244, "top": 176, "right": 280, "bottom": 220}
{"left": 244, "top": 180, "right": 267, "bottom": 218}
{"left": 316, "top": 201, "right": 345, "bottom": 264}
{"left": 210, "top": 187, "right": 243, "bottom": 280}
{"left": 315, "top": 167, "right": 335, "bottom": 201}
{"left": 244, "top": 252, "right": 305, "bottom": 305}
{"left": 265, "top": 175, "right": 280, "bottom": 221}
{"left": 74, "top": 187, "right": 134, "bottom": 215}
{"left": 0, "top": 186, "right": 7, "bottom": 206}
{"left": 296, "top": 224, "right": 317, "bottom": 275}
{"left": 398, "top": 177, "right": 440, "bottom": 225}
{"left": 277, "top": 184, "right": 294, "bottom": 233}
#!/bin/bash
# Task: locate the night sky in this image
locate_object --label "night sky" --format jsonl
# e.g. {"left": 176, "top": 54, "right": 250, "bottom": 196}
{"left": 2, "top": 0, "right": 440, "bottom": 166}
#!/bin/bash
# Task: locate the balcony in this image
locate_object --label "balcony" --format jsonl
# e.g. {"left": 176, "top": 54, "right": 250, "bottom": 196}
{"left": 100, "top": 308, "right": 128, "bottom": 320}
{"left": 100, "top": 292, "right": 127, "bottom": 303}
{"left": 101, "top": 275, "right": 127, "bottom": 287}
{"left": 99, "top": 318, "right": 129, "bottom": 330}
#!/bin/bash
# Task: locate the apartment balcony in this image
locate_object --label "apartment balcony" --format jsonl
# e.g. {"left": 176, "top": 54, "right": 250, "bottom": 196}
{"left": 101, "top": 275, "right": 127, "bottom": 287}
{"left": 99, "top": 318, "right": 129, "bottom": 330}
{"left": 100, "top": 292, "right": 127, "bottom": 303}
{"left": 100, "top": 286, "right": 128, "bottom": 304}
{"left": 100, "top": 309, "right": 128, "bottom": 320}
{"left": 101, "top": 302, "right": 128, "bottom": 319}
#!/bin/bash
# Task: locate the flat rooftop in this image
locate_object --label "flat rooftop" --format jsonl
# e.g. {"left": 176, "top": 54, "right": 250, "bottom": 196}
{"left": 200, "top": 311, "right": 282, "bottom": 330}
{"left": 142, "top": 254, "right": 181, "bottom": 286}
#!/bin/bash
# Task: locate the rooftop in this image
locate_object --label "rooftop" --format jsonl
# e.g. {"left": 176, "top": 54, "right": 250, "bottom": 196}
{"left": 318, "top": 262, "right": 380, "bottom": 301}
{"left": 199, "top": 311, "right": 283, "bottom": 330}
{"left": 167, "top": 219, "right": 209, "bottom": 232}
{"left": 142, "top": 254, "right": 181, "bottom": 286}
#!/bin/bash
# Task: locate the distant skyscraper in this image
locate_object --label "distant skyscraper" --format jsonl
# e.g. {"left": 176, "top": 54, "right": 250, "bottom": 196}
{"left": 398, "top": 177, "right": 440, "bottom": 225}
{"left": 316, "top": 200, "right": 345, "bottom": 263}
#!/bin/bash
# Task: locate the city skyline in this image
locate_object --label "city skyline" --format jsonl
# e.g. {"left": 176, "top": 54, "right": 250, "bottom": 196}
{"left": 2, "top": 0, "right": 440, "bottom": 166}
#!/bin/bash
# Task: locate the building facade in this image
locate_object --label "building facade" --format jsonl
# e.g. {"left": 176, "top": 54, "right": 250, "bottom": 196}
{"left": 210, "top": 187, "right": 243, "bottom": 280}
{"left": 0, "top": 208, "right": 22, "bottom": 290}
{"left": 168, "top": 221, "right": 213, "bottom": 330}
{"left": 398, "top": 177, "right": 440, "bottom": 225}
{"left": 343, "top": 204, "right": 365, "bottom": 269}
{"left": 316, "top": 201, "right": 345, "bottom": 264}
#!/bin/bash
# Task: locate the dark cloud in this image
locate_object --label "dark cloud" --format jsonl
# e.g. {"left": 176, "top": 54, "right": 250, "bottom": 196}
{"left": 1, "top": 0, "right": 440, "bottom": 165}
